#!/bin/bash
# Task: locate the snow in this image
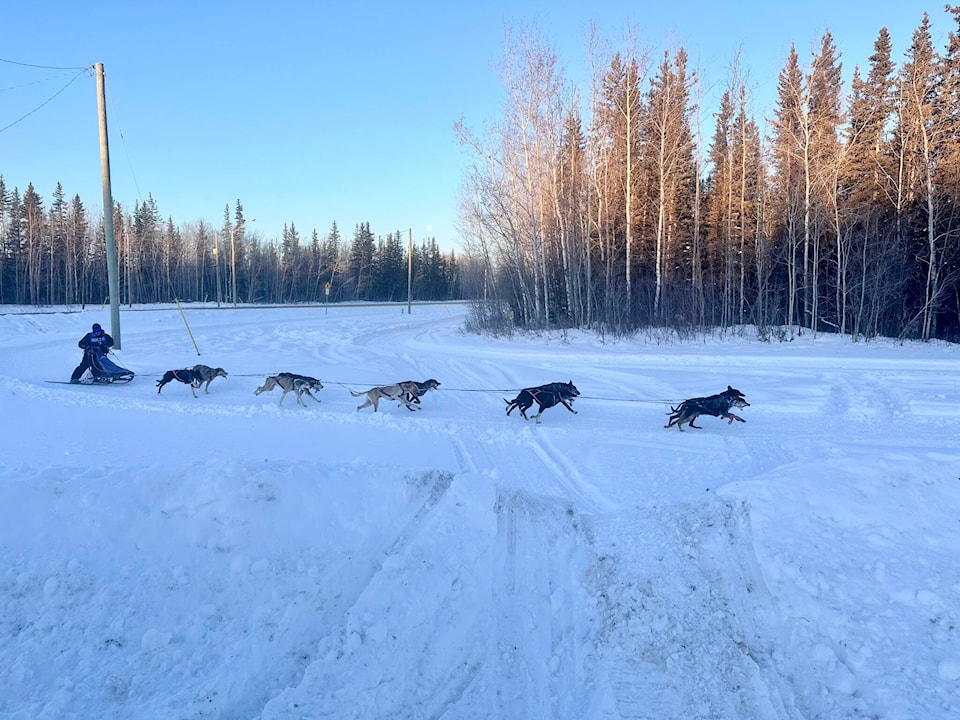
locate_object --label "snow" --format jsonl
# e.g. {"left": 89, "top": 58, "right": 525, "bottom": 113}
{"left": 1, "top": 302, "right": 959, "bottom": 720}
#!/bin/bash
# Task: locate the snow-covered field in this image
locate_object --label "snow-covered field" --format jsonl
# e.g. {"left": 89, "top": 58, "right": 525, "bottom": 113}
{"left": 1, "top": 302, "right": 959, "bottom": 720}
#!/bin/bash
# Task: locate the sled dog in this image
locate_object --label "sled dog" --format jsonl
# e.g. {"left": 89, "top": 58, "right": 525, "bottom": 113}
{"left": 664, "top": 385, "right": 749, "bottom": 431}
{"left": 351, "top": 383, "right": 423, "bottom": 412}
{"left": 157, "top": 368, "right": 205, "bottom": 398}
{"left": 254, "top": 372, "right": 323, "bottom": 407}
{"left": 189, "top": 364, "right": 228, "bottom": 393}
{"left": 505, "top": 381, "right": 580, "bottom": 423}
{"left": 396, "top": 378, "right": 441, "bottom": 410}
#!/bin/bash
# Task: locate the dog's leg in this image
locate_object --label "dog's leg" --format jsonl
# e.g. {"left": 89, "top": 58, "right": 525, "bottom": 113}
{"left": 393, "top": 393, "right": 421, "bottom": 411}
{"left": 356, "top": 397, "right": 374, "bottom": 412}
{"left": 191, "top": 384, "right": 198, "bottom": 399}
{"left": 254, "top": 377, "right": 276, "bottom": 396}
{"left": 722, "top": 412, "right": 746, "bottom": 424}
{"left": 559, "top": 398, "right": 578, "bottom": 415}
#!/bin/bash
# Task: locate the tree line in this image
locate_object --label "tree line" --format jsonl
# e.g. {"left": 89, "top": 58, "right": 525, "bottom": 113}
{"left": 456, "top": 9, "right": 960, "bottom": 341}
{"left": 0, "top": 186, "right": 463, "bottom": 307}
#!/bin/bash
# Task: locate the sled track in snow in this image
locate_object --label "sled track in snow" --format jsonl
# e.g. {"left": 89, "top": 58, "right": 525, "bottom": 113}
{"left": 587, "top": 498, "right": 804, "bottom": 719}
{"left": 491, "top": 489, "right": 599, "bottom": 718}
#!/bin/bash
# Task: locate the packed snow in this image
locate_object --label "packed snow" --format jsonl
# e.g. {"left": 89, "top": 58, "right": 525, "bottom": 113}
{"left": 1, "top": 302, "right": 958, "bottom": 720}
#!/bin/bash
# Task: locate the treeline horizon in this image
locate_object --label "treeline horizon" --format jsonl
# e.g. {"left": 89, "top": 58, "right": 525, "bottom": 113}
{"left": 0, "top": 185, "right": 467, "bottom": 306}
{"left": 456, "top": 8, "right": 960, "bottom": 342}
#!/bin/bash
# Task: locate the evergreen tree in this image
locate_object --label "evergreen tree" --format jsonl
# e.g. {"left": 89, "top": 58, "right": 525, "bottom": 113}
{"left": 22, "top": 183, "right": 44, "bottom": 305}
{"left": 844, "top": 28, "right": 898, "bottom": 338}
{"left": 375, "top": 230, "right": 407, "bottom": 301}
{"left": 281, "top": 222, "right": 301, "bottom": 302}
{"left": 642, "top": 47, "right": 697, "bottom": 320}
{"left": 895, "top": 14, "right": 945, "bottom": 338}
{"left": 770, "top": 44, "right": 807, "bottom": 329}
{"left": 347, "top": 222, "right": 375, "bottom": 300}
{"left": 49, "top": 183, "right": 68, "bottom": 304}
{"left": 323, "top": 221, "right": 342, "bottom": 299}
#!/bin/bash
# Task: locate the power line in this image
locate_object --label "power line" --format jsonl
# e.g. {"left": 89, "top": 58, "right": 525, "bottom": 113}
{"left": 0, "top": 74, "right": 79, "bottom": 93}
{"left": 0, "top": 57, "right": 90, "bottom": 71}
{"left": 106, "top": 79, "right": 144, "bottom": 202}
{"left": 0, "top": 67, "right": 89, "bottom": 135}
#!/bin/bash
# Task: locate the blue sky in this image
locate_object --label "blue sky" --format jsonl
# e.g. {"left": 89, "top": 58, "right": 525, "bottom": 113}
{"left": 0, "top": 1, "right": 945, "bottom": 252}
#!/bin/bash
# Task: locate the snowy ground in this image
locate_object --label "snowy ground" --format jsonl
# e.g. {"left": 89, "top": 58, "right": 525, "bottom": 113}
{"left": 1, "top": 302, "right": 959, "bottom": 720}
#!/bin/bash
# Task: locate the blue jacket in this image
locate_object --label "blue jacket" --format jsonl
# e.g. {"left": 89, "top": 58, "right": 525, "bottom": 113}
{"left": 79, "top": 331, "right": 114, "bottom": 354}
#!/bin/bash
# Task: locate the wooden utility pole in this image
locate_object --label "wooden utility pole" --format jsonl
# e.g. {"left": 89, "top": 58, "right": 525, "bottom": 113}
{"left": 96, "top": 62, "right": 121, "bottom": 348}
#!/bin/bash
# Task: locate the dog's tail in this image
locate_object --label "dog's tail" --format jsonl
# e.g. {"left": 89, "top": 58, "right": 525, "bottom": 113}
{"left": 350, "top": 389, "right": 365, "bottom": 397}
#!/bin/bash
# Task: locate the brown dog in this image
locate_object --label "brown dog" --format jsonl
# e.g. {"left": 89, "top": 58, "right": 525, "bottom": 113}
{"left": 396, "top": 378, "right": 441, "bottom": 411}
{"left": 254, "top": 372, "right": 323, "bottom": 407}
{"left": 190, "top": 364, "right": 228, "bottom": 393}
{"left": 351, "top": 384, "right": 423, "bottom": 412}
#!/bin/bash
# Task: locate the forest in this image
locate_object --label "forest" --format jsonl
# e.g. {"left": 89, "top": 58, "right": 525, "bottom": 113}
{"left": 0, "top": 188, "right": 463, "bottom": 307}
{"left": 457, "top": 9, "right": 960, "bottom": 341}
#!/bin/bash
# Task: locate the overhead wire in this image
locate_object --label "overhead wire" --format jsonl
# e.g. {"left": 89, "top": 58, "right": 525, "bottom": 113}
{"left": 0, "top": 54, "right": 145, "bottom": 211}
{"left": 0, "top": 57, "right": 90, "bottom": 71}
{"left": 105, "top": 77, "right": 144, "bottom": 203}
{"left": 0, "top": 65, "right": 90, "bottom": 135}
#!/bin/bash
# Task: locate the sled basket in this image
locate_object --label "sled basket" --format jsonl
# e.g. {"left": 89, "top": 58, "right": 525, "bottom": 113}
{"left": 87, "top": 349, "right": 135, "bottom": 383}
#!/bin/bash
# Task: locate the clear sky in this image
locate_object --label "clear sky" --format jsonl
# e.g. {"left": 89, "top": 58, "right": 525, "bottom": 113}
{"left": 0, "top": 1, "right": 946, "bottom": 252}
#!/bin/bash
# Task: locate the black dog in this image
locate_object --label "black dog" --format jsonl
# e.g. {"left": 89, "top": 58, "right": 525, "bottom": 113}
{"left": 665, "top": 385, "right": 750, "bottom": 431}
{"left": 505, "top": 381, "right": 580, "bottom": 423}
{"left": 157, "top": 368, "right": 204, "bottom": 398}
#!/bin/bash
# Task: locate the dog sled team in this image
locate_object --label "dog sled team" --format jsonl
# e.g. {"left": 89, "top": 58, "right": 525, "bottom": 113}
{"left": 70, "top": 322, "right": 751, "bottom": 429}
{"left": 159, "top": 371, "right": 749, "bottom": 430}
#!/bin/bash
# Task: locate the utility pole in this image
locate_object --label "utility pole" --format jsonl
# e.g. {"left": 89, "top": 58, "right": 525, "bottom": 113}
{"left": 96, "top": 62, "right": 121, "bottom": 348}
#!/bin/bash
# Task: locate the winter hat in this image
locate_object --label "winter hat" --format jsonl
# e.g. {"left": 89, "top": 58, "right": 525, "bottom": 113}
{"left": 92, "top": 323, "right": 102, "bottom": 332}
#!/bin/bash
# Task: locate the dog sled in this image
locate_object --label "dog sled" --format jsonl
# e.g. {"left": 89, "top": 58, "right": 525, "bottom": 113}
{"left": 76, "top": 350, "right": 135, "bottom": 384}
